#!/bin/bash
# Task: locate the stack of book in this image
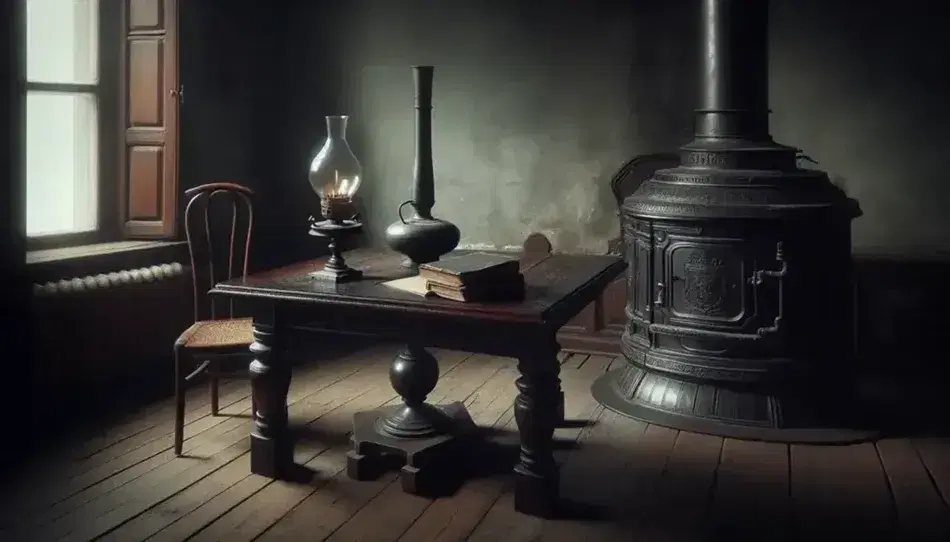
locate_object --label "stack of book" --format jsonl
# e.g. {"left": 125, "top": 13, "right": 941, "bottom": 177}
{"left": 419, "top": 252, "right": 525, "bottom": 302}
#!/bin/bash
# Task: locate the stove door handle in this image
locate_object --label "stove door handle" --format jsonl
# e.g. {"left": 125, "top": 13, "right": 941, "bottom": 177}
{"left": 653, "top": 281, "right": 665, "bottom": 307}
{"left": 749, "top": 242, "right": 788, "bottom": 286}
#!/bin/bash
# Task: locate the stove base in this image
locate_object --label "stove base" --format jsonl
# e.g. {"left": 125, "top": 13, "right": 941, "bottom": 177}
{"left": 591, "top": 365, "right": 880, "bottom": 444}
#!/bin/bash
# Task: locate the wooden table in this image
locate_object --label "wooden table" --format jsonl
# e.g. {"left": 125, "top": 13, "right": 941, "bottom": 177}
{"left": 210, "top": 246, "right": 624, "bottom": 517}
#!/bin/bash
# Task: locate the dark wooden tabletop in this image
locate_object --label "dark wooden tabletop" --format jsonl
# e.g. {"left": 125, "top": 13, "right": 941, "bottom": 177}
{"left": 210, "top": 248, "right": 625, "bottom": 327}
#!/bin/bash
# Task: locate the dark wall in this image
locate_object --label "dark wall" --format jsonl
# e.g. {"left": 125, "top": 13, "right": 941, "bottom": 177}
{"left": 179, "top": 2, "right": 349, "bottom": 267}
{"left": 254, "top": 0, "right": 948, "bottom": 257}
{"left": 1, "top": 0, "right": 29, "bottom": 465}
{"left": 178, "top": 1, "right": 291, "bottom": 269}
{"left": 769, "top": 1, "right": 949, "bottom": 254}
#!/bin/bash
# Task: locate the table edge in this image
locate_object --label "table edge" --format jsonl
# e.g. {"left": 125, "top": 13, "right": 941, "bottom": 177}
{"left": 209, "top": 253, "right": 627, "bottom": 327}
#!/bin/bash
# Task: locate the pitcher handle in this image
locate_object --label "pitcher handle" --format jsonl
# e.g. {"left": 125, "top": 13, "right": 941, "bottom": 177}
{"left": 397, "top": 200, "right": 416, "bottom": 224}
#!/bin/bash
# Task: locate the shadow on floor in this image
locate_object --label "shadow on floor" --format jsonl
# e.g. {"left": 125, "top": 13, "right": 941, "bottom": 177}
{"left": 8, "top": 336, "right": 374, "bottom": 479}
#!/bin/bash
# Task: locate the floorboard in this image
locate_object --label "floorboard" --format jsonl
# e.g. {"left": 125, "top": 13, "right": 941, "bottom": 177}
{"left": 791, "top": 442, "right": 895, "bottom": 540}
{"left": 3, "top": 345, "right": 949, "bottom": 542}
{"left": 710, "top": 439, "right": 791, "bottom": 541}
{"left": 877, "top": 439, "right": 950, "bottom": 541}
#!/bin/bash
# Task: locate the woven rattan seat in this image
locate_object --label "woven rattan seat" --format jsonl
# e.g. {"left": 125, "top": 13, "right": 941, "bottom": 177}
{"left": 177, "top": 318, "right": 253, "bottom": 349}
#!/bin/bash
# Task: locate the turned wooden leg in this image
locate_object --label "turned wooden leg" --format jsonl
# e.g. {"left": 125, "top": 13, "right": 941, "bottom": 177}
{"left": 248, "top": 323, "right": 293, "bottom": 478}
{"left": 513, "top": 341, "right": 562, "bottom": 517}
{"left": 378, "top": 345, "right": 441, "bottom": 439}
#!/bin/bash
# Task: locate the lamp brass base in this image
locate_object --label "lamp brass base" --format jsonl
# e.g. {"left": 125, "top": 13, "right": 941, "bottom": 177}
{"left": 308, "top": 218, "right": 363, "bottom": 282}
{"left": 308, "top": 265, "right": 363, "bottom": 283}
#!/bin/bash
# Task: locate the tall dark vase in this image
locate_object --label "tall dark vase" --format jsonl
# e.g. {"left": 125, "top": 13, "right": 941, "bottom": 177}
{"left": 384, "top": 66, "right": 460, "bottom": 270}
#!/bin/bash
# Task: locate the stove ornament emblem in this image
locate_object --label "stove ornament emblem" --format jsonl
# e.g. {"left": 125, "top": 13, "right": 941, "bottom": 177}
{"left": 683, "top": 254, "right": 727, "bottom": 315}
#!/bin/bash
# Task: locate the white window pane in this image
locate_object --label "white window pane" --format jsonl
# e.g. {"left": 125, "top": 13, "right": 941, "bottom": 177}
{"left": 26, "top": 92, "right": 99, "bottom": 237}
{"left": 26, "top": 0, "right": 99, "bottom": 85}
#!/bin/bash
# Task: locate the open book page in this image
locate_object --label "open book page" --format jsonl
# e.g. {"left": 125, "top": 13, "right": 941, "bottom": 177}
{"left": 381, "top": 275, "right": 434, "bottom": 297}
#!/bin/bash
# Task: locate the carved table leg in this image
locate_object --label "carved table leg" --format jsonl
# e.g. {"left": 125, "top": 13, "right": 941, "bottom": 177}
{"left": 513, "top": 341, "right": 563, "bottom": 517}
{"left": 248, "top": 323, "right": 293, "bottom": 479}
{"left": 347, "top": 344, "right": 477, "bottom": 496}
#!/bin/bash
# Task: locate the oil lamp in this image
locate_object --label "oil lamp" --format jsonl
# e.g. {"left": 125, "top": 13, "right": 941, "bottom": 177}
{"left": 307, "top": 115, "right": 364, "bottom": 282}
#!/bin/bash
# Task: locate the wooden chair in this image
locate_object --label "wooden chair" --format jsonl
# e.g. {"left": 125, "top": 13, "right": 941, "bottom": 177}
{"left": 608, "top": 152, "right": 680, "bottom": 207}
{"left": 174, "top": 182, "right": 256, "bottom": 456}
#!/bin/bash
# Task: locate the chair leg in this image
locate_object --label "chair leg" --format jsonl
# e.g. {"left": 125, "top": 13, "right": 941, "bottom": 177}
{"left": 174, "top": 349, "right": 186, "bottom": 456}
{"left": 209, "top": 359, "right": 220, "bottom": 416}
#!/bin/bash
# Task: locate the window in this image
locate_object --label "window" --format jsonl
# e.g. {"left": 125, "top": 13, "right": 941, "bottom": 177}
{"left": 26, "top": 0, "right": 100, "bottom": 242}
{"left": 25, "top": 0, "right": 180, "bottom": 250}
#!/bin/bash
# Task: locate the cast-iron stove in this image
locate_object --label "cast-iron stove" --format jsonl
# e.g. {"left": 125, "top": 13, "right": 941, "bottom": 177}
{"left": 591, "top": 0, "right": 877, "bottom": 443}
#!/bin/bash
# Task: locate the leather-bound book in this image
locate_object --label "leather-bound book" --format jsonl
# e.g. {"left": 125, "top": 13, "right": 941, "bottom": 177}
{"left": 426, "top": 274, "right": 525, "bottom": 303}
{"left": 418, "top": 252, "right": 520, "bottom": 288}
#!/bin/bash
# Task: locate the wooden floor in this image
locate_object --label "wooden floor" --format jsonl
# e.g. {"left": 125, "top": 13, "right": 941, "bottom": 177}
{"left": 3, "top": 345, "right": 950, "bottom": 542}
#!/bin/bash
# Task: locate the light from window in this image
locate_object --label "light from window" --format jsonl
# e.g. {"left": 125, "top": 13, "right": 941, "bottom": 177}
{"left": 26, "top": 0, "right": 100, "bottom": 238}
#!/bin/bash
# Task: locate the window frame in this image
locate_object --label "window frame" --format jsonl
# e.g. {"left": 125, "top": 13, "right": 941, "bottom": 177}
{"left": 25, "top": 0, "right": 115, "bottom": 251}
{"left": 25, "top": 0, "right": 179, "bottom": 252}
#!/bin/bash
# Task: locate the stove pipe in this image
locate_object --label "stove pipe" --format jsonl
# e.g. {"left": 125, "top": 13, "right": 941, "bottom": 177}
{"left": 591, "top": 0, "right": 872, "bottom": 443}
{"left": 696, "top": 0, "right": 770, "bottom": 141}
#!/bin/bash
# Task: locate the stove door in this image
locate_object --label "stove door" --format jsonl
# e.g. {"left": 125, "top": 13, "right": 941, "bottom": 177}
{"left": 668, "top": 241, "right": 747, "bottom": 323}
{"left": 652, "top": 235, "right": 785, "bottom": 345}
{"left": 624, "top": 220, "right": 655, "bottom": 345}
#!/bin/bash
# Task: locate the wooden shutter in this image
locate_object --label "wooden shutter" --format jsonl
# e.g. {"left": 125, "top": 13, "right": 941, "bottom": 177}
{"left": 119, "top": 0, "right": 179, "bottom": 238}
